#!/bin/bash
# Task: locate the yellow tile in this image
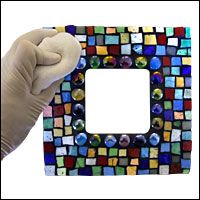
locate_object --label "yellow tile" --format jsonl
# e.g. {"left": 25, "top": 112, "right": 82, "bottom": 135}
{"left": 119, "top": 149, "right": 127, "bottom": 157}
{"left": 56, "top": 26, "right": 65, "bottom": 32}
{"left": 130, "top": 158, "right": 139, "bottom": 165}
{"left": 164, "top": 131, "right": 171, "bottom": 142}
{"left": 98, "top": 148, "right": 107, "bottom": 156}
{"left": 182, "top": 57, "right": 191, "bottom": 65}
{"left": 81, "top": 43, "right": 87, "bottom": 49}
{"left": 53, "top": 129, "right": 63, "bottom": 137}
{"left": 108, "top": 158, "right": 118, "bottom": 166}
{"left": 174, "top": 112, "right": 184, "bottom": 120}
{"left": 96, "top": 46, "right": 108, "bottom": 55}
{"left": 150, "top": 148, "right": 158, "bottom": 158}
{"left": 164, "top": 121, "right": 172, "bottom": 131}
{"left": 120, "top": 33, "right": 129, "bottom": 44}
{"left": 127, "top": 166, "right": 137, "bottom": 175}
{"left": 54, "top": 118, "right": 63, "bottom": 128}
{"left": 64, "top": 126, "right": 72, "bottom": 135}
{"left": 64, "top": 103, "right": 71, "bottom": 114}
{"left": 150, "top": 159, "right": 158, "bottom": 168}
{"left": 128, "top": 26, "right": 139, "bottom": 32}
{"left": 144, "top": 34, "right": 157, "bottom": 45}
{"left": 106, "top": 27, "right": 116, "bottom": 34}
{"left": 55, "top": 95, "right": 62, "bottom": 104}
{"left": 143, "top": 26, "right": 153, "bottom": 32}
{"left": 88, "top": 148, "right": 96, "bottom": 157}
{"left": 176, "top": 77, "right": 184, "bottom": 87}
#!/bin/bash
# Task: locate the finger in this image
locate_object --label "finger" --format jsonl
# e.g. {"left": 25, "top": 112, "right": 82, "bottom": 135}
{"left": 11, "top": 29, "right": 58, "bottom": 52}
{"left": 14, "top": 40, "right": 61, "bottom": 68}
{"left": 37, "top": 79, "right": 64, "bottom": 103}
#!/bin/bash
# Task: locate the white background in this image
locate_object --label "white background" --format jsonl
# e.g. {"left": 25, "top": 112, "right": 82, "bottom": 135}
{"left": 1, "top": 1, "right": 199, "bottom": 199}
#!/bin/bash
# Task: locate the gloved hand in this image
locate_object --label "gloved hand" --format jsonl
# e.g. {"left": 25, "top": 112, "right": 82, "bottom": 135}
{"left": 1, "top": 29, "right": 81, "bottom": 160}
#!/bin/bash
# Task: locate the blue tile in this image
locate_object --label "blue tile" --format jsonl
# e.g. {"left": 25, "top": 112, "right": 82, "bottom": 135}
{"left": 181, "top": 159, "right": 191, "bottom": 168}
{"left": 68, "top": 146, "right": 78, "bottom": 156}
{"left": 62, "top": 92, "right": 71, "bottom": 103}
{"left": 79, "top": 147, "right": 88, "bottom": 156}
{"left": 69, "top": 169, "right": 78, "bottom": 176}
{"left": 182, "top": 66, "right": 191, "bottom": 75}
{"left": 161, "top": 143, "right": 170, "bottom": 152}
{"left": 182, "top": 131, "right": 192, "bottom": 140}
{"left": 141, "top": 148, "right": 149, "bottom": 158}
{"left": 138, "top": 169, "right": 149, "bottom": 175}
{"left": 173, "top": 100, "right": 183, "bottom": 110}
{"left": 139, "top": 159, "right": 149, "bottom": 169}
{"left": 54, "top": 138, "right": 62, "bottom": 146}
{"left": 132, "top": 44, "right": 142, "bottom": 54}
{"left": 156, "top": 45, "right": 166, "bottom": 55}
{"left": 164, "top": 110, "right": 173, "bottom": 121}
{"left": 105, "top": 35, "right": 119, "bottom": 44}
{"left": 44, "top": 153, "right": 56, "bottom": 165}
{"left": 185, "top": 77, "right": 191, "bottom": 87}
{"left": 88, "top": 36, "right": 95, "bottom": 46}
{"left": 165, "top": 77, "right": 175, "bottom": 87}
{"left": 79, "top": 167, "right": 92, "bottom": 176}
{"left": 181, "top": 39, "right": 191, "bottom": 48}
{"left": 64, "top": 74, "right": 71, "bottom": 81}
{"left": 171, "top": 57, "right": 181, "bottom": 66}
{"left": 175, "top": 89, "right": 183, "bottom": 99}
{"left": 171, "top": 67, "right": 180, "bottom": 75}
{"left": 158, "top": 154, "right": 171, "bottom": 164}
{"left": 103, "top": 167, "right": 114, "bottom": 176}
{"left": 66, "top": 25, "right": 76, "bottom": 35}
{"left": 144, "top": 46, "right": 156, "bottom": 55}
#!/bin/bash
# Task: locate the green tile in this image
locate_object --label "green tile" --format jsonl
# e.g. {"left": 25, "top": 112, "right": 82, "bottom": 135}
{"left": 62, "top": 82, "right": 71, "bottom": 91}
{"left": 166, "top": 27, "right": 174, "bottom": 36}
{"left": 177, "top": 49, "right": 187, "bottom": 56}
{"left": 109, "top": 148, "right": 118, "bottom": 156}
{"left": 56, "top": 156, "right": 64, "bottom": 167}
{"left": 173, "top": 121, "right": 181, "bottom": 128}
{"left": 75, "top": 158, "right": 85, "bottom": 168}
{"left": 183, "top": 169, "right": 190, "bottom": 174}
{"left": 44, "top": 118, "right": 53, "bottom": 129}
{"left": 92, "top": 166, "right": 102, "bottom": 176}
{"left": 117, "top": 26, "right": 125, "bottom": 33}
{"left": 171, "top": 143, "right": 181, "bottom": 155}
{"left": 181, "top": 39, "right": 191, "bottom": 48}
{"left": 94, "top": 26, "right": 104, "bottom": 34}
{"left": 164, "top": 101, "right": 172, "bottom": 109}
{"left": 185, "top": 27, "right": 191, "bottom": 38}
{"left": 115, "top": 166, "right": 125, "bottom": 175}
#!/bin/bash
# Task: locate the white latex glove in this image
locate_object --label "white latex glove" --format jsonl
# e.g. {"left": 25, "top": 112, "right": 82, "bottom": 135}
{"left": 1, "top": 29, "right": 81, "bottom": 160}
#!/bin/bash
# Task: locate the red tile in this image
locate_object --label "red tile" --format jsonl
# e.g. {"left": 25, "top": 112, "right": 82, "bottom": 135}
{"left": 64, "top": 156, "right": 75, "bottom": 169}
{"left": 170, "top": 163, "right": 181, "bottom": 174}
{"left": 86, "top": 46, "right": 96, "bottom": 55}
{"left": 157, "top": 34, "right": 167, "bottom": 45}
{"left": 165, "top": 89, "right": 174, "bottom": 100}
{"left": 87, "top": 26, "right": 94, "bottom": 35}
{"left": 128, "top": 148, "right": 140, "bottom": 157}
{"left": 163, "top": 57, "right": 171, "bottom": 66}
{"left": 182, "top": 141, "right": 192, "bottom": 151}
{"left": 174, "top": 27, "right": 185, "bottom": 37}
{"left": 97, "top": 156, "right": 107, "bottom": 166}
{"left": 108, "top": 45, "right": 120, "bottom": 55}
{"left": 44, "top": 143, "right": 54, "bottom": 153}
{"left": 53, "top": 105, "right": 64, "bottom": 117}
{"left": 184, "top": 100, "right": 192, "bottom": 110}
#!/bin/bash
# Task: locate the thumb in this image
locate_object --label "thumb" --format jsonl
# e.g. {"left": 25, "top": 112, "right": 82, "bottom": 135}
{"left": 37, "top": 78, "right": 64, "bottom": 103}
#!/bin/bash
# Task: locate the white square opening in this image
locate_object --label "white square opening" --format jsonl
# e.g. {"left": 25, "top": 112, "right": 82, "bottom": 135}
{"left": 85, "top": 69, "right": 150, "bottom": 134}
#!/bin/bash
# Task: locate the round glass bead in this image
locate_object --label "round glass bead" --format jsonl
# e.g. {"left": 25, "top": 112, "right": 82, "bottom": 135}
{"left": 104, "top": 135, "right": 117, "bottom": 148}
{"left": 149, "top": 133, "right": 160, "bottom": 146}
{"left": 90, "top": 56, "right": 100, "bottom": 69}
{"left": 72, "top": 119, "right": 85, "bottom": 131}
{"left": 72, "top": 72, "right": 84, "bottom": 86}
{"left": 76, "top": 57, "right": 86, "bottom": 69}
{"left": 152, "top": 88, "right": 163, "bottom": 100}
{"left": 89, "top": 134, "right": 101, "bottom": 147}
{"left": 72, "top": 104, "right": 85, "bottom": 116}
{"left": 135, "top": 56, "right": 147, "bottom": 68}
{"left": 75, "top": 132, "right": 87, "bottom": 146}
{"left": 151, "top": 104, "right": 163, "bottom": 115}
{"left": 150, "top": 57, "right": 161, "bottom": 70}
{"left": 120, "top": 56, "right": 132, "bottom": 68}
{"left": 103, "top": 56, "right": 117, "bottom": 68}
{"left": 72, "top": 89, "right": 85, "bottom": 101}
{"left": 133, "top": 135, "right": 146, "bottom": 146}
{"left": 119, "top": 134, "right": 130, "bottom": 147}
{"left": 152, "top": 117, "right": 163, "bottom": 130}
{"left": 151, "top": 72, "right": 163, "bottom": 84}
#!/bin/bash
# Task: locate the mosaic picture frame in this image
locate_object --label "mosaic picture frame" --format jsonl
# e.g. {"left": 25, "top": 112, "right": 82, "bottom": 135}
{"left": 43, "top": 26, "right": 192, "bottom": 176}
